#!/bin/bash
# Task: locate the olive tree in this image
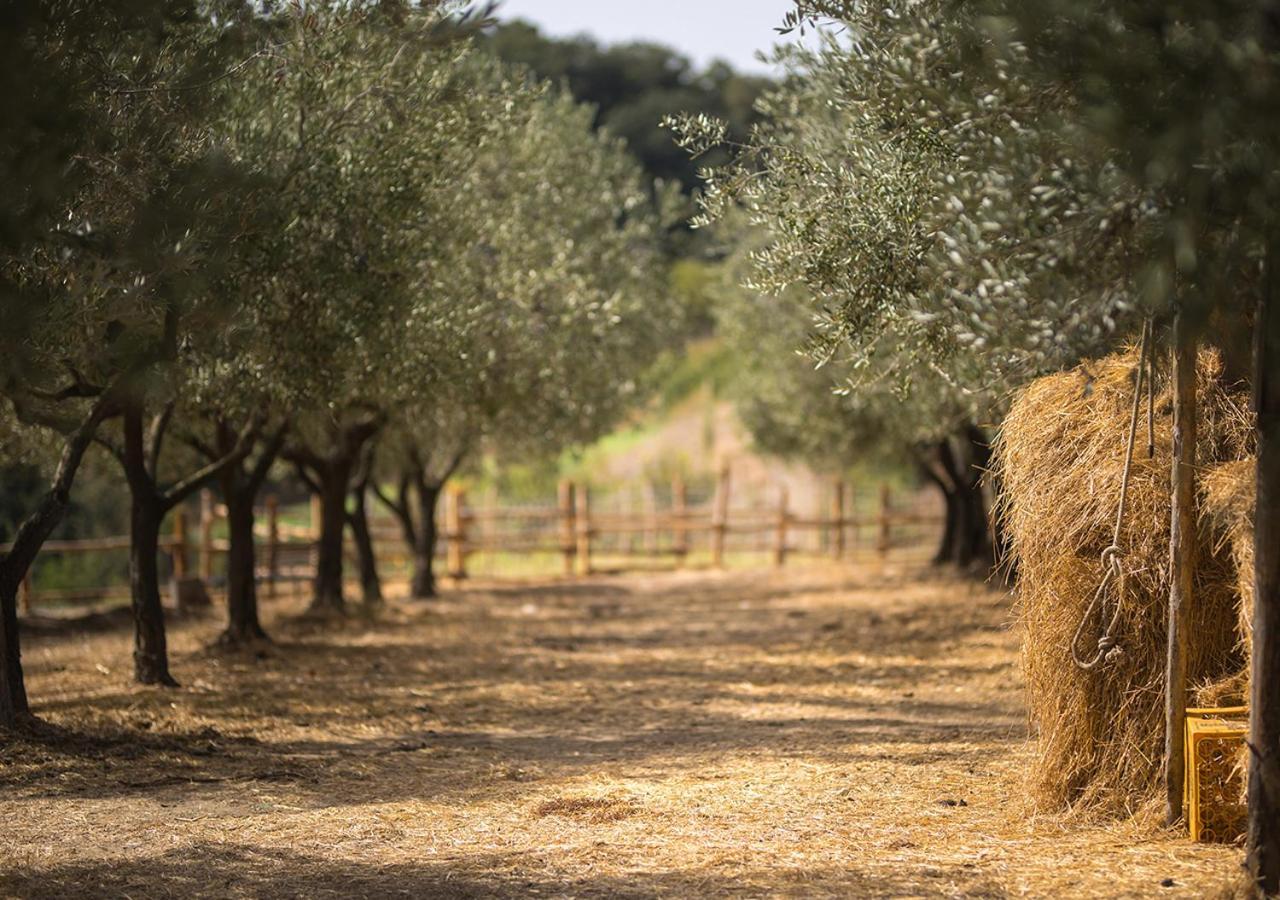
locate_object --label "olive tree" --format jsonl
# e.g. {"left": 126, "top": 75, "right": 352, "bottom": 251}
{"left": 0, "top": 0, "right": 262, "bottom": 714}
{"left": 375, "top": 79, "right": 676, "bottom": 598}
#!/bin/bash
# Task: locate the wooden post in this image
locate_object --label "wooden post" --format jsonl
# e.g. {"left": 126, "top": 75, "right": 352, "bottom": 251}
{"left": 575, "top": 482, "right": 592, "bottom": 576}
{"left": 672, "top": 476, "right": 688, "bottom": 568}
{"left": 172, "top": 506, "right": 189, "bottom": 579}
{"left": 644, "top": 481, "right": 659, "bottom": 555}
{"left": 1165, "top": 315, "right": 1197, "bottom": 825}
{"left": 199, "top": 488, "right": 215, "bottom": 581}
{"left": 18, "top": 572, "right": 32, "bottom": 615}
{"left": 1249, "top": 238, "right": 1280, "bottom": 890}
{"left": 711, "top": 465, "right": 731, "bottom": 569}
{"left": 445, "top": 486, "right": 467, "bottom": 580}
{"left": 831, "top": 479, "right": 846, "bottom": 560}
{"left": 773, "top": 484, "right": 789, "bottom": 568}
{"left": 558, "top": 480, "right": 576, "bottom": 577}
{"left": 265, "top": 494, "right": 280, "bottom": 599}
{"left": 877, "top": 484, "right": 891, "bottom": 558}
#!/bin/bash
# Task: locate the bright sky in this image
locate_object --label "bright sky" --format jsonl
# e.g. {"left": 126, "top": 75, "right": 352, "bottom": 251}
{"left": 492, "top": 0, "right": 805, "bottom": 73}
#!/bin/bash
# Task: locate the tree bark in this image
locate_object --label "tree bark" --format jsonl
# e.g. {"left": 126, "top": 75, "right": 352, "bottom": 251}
{"left": 121, "top": 402, "right": 177, "bottom": 686}
{"left": 128, "top": 487, "right": 175, "bottom": 686}
{"left": 0, "top": 389, "right": 119, "bottom": 727}
{"left": 348, "top": 479, "right": 382, "bottom": 610}
{"left": 411, "top": 481, "right": 441, "bottom": 599}
{"left": 937, "top": 439, "right": 978, "bottom": 567}
{"left": 0, "top": 579, "right": 28, "bottom": 728}
{"left": 311, "top": 460, "right": 351, "bottom": 616}
{"left": 1166, "top": 313, "right": 1197, "bottom": 826}
{"left": 209, "top": 419, "right": 283, "bottom": 649}
{"left": 219, "top": 485, "right": 268, "bottom": 647}
{"left": 919, "top": 443, "right": 958, "bottom": 566}
{"left": 1249, "top": 235, "right": 1280, "bottom": 894}
{"left": 962, "top": 427, "right": 996, "bottom": 572}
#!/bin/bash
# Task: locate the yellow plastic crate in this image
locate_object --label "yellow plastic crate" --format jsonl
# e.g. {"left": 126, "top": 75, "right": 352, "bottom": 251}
{"left": 1185, "top": 706, "right": 1248, "bottom": 843}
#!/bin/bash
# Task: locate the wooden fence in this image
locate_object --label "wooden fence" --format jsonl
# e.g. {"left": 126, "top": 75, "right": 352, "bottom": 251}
{"left": 7, "top": 468, "right": 942, "bottom": 611}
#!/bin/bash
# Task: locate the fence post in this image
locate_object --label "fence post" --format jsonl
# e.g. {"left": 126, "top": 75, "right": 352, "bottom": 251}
{"left": 711, "top": 465, "right": 731, "bottom": 569}
{"left": 644, "top": 481, "right": 659, "bottom": 555}
{"left": 575, "top": 482, "right": 592, "bottom": 576}
{"left": 831, "top": 479, "right": 846, "bottom": 560}
{"left": 446, "top": 486, "right": 467, "bottom": 580}
{"left": 877, "top": 483, "right": 892, "bottom": 558}
{"left": 199, "top": 488, "right": 215, "bottom": 582}
{"left": 672, "top": 476, "right": 688, "bottom": 568}
{"left": 558, "top": 480, "right": 576, "bottom": 577}
{"left": 19, "top": 571, "right": 32, "bottom": 614}
{"left": 265, "top": 494, "right": 280, "bottom": 599}
{"left": 172, "top": 505, "right": 189, "bottom": 579}
{"left": 774, "top": 484, "right": 790, "bottom": 568}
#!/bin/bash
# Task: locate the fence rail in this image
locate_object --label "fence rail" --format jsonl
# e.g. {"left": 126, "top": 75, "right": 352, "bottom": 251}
{"left": 8, "top": 468, "right": 942, "bottom": 611}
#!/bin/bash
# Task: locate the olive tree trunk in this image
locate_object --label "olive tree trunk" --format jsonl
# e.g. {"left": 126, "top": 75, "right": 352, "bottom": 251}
{"left": 212, "top": 423, "right": 284, "bottom": 649}
{"left": 410, "top": 482, "right": 442, "bottom": 599}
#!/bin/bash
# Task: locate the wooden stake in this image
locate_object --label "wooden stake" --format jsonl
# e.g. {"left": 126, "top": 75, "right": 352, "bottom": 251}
{"left": 672, "top": 476, "right": 688, "bottom": 568}
{"left": 1166, "top": 313, "right": 1197, "bottom": 825}
{"left": 172, "top": 506, "right": 189, "bottom": 579}
{"left": 831, "top": 479, "right": 846, "bottom": 560}
{"left": 644, "top": 481, "right": 659, "bottom": 555}
{"left": 877, "top": 484, "right": 892, "bottom": 558}
{"left": 265, "top": 494, "right": 280, "bottom": 599}
{"left": 711, "top": 465, "right": 731, "bottom": 569}
{"left": 446, "top": 486, "right": 467, "bottom": 580}
{"left": 774, "top": 484, "right": 789, "bottom": 568}
{"left": 1249, "top": 236, "right": 1280, "bottom": 890}
{"left": 558, "top": 480, "right": 576, "bottom": 577}
{"left": 199, "top": 489, "right": 215, "bottom": 581}
{"left": 575, "top": 482, "right": 592, "bottom": 576}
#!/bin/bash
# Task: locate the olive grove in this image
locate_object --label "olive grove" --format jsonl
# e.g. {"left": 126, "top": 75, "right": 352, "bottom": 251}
{"left": 0, "top": 1, "right": 676, "bottom": 725}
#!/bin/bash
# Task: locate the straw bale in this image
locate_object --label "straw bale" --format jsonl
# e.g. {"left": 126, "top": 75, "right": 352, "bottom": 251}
{"left": 996, "top": 347, "right": 1253, "bottom": 814}
{"left": 1202, "top": 458, "right": 1256, "bottom": 658}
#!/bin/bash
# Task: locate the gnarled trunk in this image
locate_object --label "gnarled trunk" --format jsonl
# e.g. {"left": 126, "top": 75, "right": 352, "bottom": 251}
{"left": 219, "top": 485, "right": 268, "bottom": 647}
{"left": 0, "top": 389, "right": 118, "bottom": 727}
{"left": 410, "top": 482, "right": 441, "bottom": 599}
{"left": 311, "top": 460, "right": 351, "bottom": 615}
{"left": 349, "top": 481, "right": 381, "bottom": 609}
{"left": 0, "top": 579, "right": 28, "bottom": 726}
{"left": 211, "top": 420, "right": 283, "bottom": 649}
{"left": 129, "top": 490, "right": 175, "bottom": 686}
{"left": 918, "top": 444, "right": 958, "bottom": 566}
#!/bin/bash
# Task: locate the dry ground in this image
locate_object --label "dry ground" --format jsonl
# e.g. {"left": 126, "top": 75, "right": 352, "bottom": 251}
{"left": 0, "top": 562, "right": 1245, "bottom": 898}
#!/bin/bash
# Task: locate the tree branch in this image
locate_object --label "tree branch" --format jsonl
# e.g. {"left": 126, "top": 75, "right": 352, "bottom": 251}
{"left": 293, "top": 462, "right": 322, "bottom": 497}
{"left": 372, "top": 472, "right": 414, "bottom": 544}
{"left": 160, "top": 417, "right": 257, "bottom": 510}
{"left": 1, "top": 387, "right": 121, "bottom": 591}
{"left": 247, "top": 423, "right": 289, "bottom": 492}
{"left": 146, "top": 400, "right": 176, "bottom": 481}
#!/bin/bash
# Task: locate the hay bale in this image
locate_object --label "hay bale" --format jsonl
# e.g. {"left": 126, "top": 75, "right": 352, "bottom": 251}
{"left": 996, "top": 347, "right": 1252, "bottom": 814}
{"left": 1202, "top": 459, "right": 1256, "bottom": 656}
{"left": 1193, "top": 458, "right": 1255, "bottom": 710}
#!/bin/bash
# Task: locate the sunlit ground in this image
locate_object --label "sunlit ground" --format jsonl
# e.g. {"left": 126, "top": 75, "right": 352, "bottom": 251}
{"left": 0, "top": 562, "right": 1242, "bottom": 898}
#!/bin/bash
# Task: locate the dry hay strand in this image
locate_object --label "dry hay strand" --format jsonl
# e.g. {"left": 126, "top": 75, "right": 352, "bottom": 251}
{"left": 1200, "top": 458, "right": 1256, "bottom": 664}
{"left": 996, "top": 346, "right": 1253, "bottom": 815}
{"left": 532, "top": 794, "right": 639, "bottom": 824}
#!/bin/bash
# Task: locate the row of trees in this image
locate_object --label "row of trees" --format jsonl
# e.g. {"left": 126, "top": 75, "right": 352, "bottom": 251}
{"left": 676, "top": 0, "right": 1279, "bottom": 889}
{"left": 1, "top": 3, "right": 677, "bottom": 726}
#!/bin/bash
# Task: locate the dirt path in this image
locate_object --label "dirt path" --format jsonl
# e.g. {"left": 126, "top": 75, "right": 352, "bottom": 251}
{"left": 0, "top": 565, "right": 1241, "bottom": 898}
